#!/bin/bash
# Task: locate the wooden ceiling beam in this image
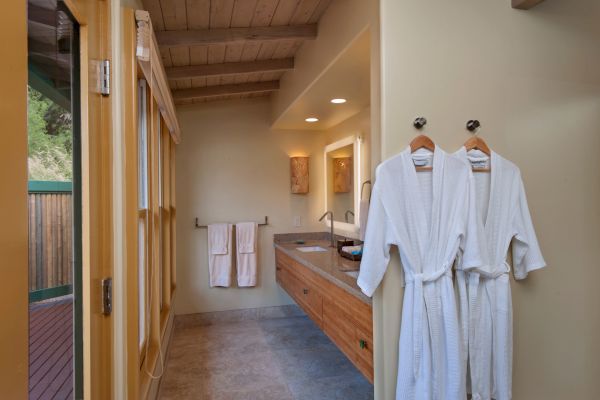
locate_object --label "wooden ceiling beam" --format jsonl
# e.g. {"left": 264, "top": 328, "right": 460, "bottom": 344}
{"left": 512, "top": 0, "right": 545, "bottom": 9}
{"left": 28, "top": 4, "right": 56, "bottom": 27}
{"left": 156, "top": 25, "right": 317, "bottom": 48}
{"left": 28, "top": 38, "right": 55, "bottom": 55}
{"left": 172, "top": 81, "right": 280, "bottom": 100}
{"left": 166, "top": 58, "right": 294, "bottom": 80}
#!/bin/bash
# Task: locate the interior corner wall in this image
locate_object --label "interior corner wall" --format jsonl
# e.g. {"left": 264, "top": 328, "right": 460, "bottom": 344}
{"left": 175, "top": 98, "right": 327, "bottom": 315}
{"left": 375, "top": 0, "right": 600, "bottom": 399}
{"left": 271, "top": 0, "right": 373, "bottom": 125}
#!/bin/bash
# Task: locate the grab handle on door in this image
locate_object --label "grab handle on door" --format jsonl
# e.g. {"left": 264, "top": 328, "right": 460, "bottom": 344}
{"left": 102, "top": 277, "right": 112, "bottom": 315}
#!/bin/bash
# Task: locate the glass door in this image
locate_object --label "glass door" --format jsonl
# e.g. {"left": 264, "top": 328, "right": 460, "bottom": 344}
{"left": 27, "top": 1, "right": 81, "bottom": 398}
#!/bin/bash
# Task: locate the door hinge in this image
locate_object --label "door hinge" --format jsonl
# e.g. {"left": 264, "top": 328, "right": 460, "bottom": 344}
{"left": 102, "top": 277, "right": 112, "bottom": 315}
{"left": 100, "top": 59, "right": 110, "bottom": 96}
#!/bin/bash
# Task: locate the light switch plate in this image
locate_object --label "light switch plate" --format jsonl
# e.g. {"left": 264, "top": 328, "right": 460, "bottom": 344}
{"left": 293, "top": 216, "right": 302, "bottom": 227}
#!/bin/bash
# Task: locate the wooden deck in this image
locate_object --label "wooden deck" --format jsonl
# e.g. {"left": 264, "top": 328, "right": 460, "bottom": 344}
{"left": 29, "top": 296, "right": 73, "bottom": 400}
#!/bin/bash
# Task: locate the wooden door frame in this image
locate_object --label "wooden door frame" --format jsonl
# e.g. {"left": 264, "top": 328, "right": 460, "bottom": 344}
{"left": 64, "top": 1, "right": 114, "bottom": 398}
{"left": 0, "top": 0, "right": 114, "bottom": 398}
{"left": 0, "top": 0, "right": 29, "bottom": 397}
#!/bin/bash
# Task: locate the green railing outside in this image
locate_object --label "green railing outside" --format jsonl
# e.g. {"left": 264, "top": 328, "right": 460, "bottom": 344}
{"left": 28, "top": 180, "right": 72, "bottom": 193}
{"left": 29, "top": 284, "right": 73, "bottom": 303}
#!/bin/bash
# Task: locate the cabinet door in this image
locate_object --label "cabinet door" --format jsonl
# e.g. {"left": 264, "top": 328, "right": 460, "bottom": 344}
{"left": 355, "top": 326, "right": 374, "bottom": 382}
{"left": 323, "top": 298, "right": 357, "bottom": 363}
{"left": 275, "top": 261, "right": 287, "bottom": 286}
{"left": 299, "top": 282, "right": 323, "bottom": 327}
{"left": 287, "top": 269, "right": 323, "bottom": 327}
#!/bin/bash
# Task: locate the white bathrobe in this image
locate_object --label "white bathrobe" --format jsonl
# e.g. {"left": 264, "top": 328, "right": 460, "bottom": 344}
{"left": 454, "top": 148, "right": 546, "bottom": 400}
{"left": 358, "top": 147, "right": 483, "bottom": 400}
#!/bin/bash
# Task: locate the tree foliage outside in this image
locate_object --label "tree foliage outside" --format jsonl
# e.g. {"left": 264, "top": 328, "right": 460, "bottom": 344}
{"left": 28, "top": 86, "right": 73, "bottom": 181}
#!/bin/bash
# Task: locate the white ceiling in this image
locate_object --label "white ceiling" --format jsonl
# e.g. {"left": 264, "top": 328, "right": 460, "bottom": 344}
{"left": 272, "top": 30, "right": 370, "bottom": 131}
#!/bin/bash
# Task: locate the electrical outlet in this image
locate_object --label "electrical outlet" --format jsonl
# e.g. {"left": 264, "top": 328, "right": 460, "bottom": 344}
{"left": 293, "top": 216, "right": 302, "bottom": 227}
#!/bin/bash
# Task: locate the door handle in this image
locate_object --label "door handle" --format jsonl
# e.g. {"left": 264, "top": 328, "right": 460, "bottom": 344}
{"left": 303, "top": 288, "right": 308, "bottom": 295}
{"left": 359, "top": 339, "right": 367, "bottom": 350}
{"left": 102, "top": 277, "right": 112, "bottom": 315}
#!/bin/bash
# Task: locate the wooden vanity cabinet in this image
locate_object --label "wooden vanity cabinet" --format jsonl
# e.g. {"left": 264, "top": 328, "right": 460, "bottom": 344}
{"left": 275, "top": 248, "right": 374, "bottom": 382}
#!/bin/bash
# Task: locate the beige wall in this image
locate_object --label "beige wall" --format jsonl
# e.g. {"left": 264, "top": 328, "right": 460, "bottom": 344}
{"left": 0, "top": 0, "right": 28, "bottom": 397}
{"left": 175, "top": 98, "right": 327, "bottom": 314}
{"left": 271, "top": 0, "right": 372, "bottom": 125}
{"left": 375, "top": 0, "right": 600, "bottom": 399}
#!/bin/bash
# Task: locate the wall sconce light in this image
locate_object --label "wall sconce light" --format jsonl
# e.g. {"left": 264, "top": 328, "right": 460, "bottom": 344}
{"left": 290, "top": 157, "right": 309, "bottom": 194}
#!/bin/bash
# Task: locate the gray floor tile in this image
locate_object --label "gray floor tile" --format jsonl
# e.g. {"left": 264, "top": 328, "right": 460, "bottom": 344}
{"left": 259, "top": 317, "right": 334, "bottom": 351}
{"left": 270, "top": 347, "right": 358, "bottom": 382}
{"left": 287, "top": 375, "right": 375, "bottom": 400}
{"left": 158, "top": 315, "right": 374, "bottom": 400}
{"left": 208, "top": 383, "right": 295, "bottom": 400}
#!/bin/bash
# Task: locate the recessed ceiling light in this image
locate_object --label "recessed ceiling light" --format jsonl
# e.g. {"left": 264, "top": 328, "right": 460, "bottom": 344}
{"left": 331, "top": 98, "right": 347, "bottom": 104}
{"left": 305, "top": 117, "right": 319, "bottom": 123}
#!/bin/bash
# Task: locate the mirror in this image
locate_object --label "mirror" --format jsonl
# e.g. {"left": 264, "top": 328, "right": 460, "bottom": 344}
{"left": 323, "top": 136, "right": 361, "bottom": 233}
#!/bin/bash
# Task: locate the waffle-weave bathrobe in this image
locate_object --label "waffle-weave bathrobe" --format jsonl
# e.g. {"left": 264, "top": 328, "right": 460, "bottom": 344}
{"left": 454, "top": 148, "right": 546, "bottom": 400}
{"left": 358, "top": 147, "right": 483, "bottom": 400}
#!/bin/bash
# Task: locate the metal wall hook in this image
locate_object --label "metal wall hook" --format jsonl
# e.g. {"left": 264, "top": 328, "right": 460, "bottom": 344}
{"left": 466, "top": 120, "right": 481, "bottom": 133}
{"left": 413, "top": 117, "right": 427, "bottom": 129}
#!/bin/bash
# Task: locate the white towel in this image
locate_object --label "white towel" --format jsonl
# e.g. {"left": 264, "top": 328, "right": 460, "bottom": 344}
{"left": 359, "top": 199, "right": 370, "bottom": 241}
{"left": 208, "top": 223, "right": 233, "bottom": 287}
{"left": 236, "top": 222, "right": 258, "bottom": 287}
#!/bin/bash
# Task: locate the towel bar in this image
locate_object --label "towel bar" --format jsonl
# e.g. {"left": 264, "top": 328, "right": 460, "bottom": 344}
{"left": 194, "top": 216, "right": 269, "bottom": 229}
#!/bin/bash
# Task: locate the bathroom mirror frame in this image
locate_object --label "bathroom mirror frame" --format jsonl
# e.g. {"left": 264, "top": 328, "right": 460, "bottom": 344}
{"left": 323, "top": 135, "right": 362, "bottom": 234}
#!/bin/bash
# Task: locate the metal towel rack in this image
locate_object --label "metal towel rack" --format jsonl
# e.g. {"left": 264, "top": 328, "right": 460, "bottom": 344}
{"left": 194, "top": 216, "right": 269, "bottom": 229}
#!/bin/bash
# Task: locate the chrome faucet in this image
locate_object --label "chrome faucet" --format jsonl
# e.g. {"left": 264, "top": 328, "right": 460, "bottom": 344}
{"left": 319, "top": 211, "right": 335, "bottom": 248}
{"left": 344, "top": 210, "right": 355, "bottom": 223}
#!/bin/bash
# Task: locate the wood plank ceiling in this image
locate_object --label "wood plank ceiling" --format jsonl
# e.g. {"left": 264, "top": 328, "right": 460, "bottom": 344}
{"left": 142, "top": 0, "right": 333, "bottom": 104}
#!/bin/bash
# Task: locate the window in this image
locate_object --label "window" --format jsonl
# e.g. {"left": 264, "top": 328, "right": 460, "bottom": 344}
{"left": 135, "top": 76, "right": 177, "bottom": 385}
{"left": 157, "top": 115, "right": 163, "bottom": 310}
{"left": 137, "top": 79, "right": 149, "bottom": 350}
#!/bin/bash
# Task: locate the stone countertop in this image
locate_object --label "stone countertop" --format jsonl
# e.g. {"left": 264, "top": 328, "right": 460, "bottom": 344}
{"left": 274, "top": 233, "right": 371, "bottom": 305}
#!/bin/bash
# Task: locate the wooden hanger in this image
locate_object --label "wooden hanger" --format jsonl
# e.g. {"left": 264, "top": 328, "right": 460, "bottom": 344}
{"left": 410, "top": 135, "right": 435, "bottom": 172}
{"left": 464, "top": 136, "right": 491, "bottom": 173}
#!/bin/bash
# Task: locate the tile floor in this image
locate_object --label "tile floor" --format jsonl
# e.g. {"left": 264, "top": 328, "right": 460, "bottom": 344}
{"left": 158, "top": 315, "right": 374, "bottom": 400}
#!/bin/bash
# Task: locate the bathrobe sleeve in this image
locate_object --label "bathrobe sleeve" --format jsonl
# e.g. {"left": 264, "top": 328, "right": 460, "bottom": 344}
{"left": 512, "top": 175, "right": 546, "bottom": 279}
{"left": 458, "top": 174, "right": 484, "bottom": 271}
{"left": 357, "top": 184, "right": 396, "bottom": 297}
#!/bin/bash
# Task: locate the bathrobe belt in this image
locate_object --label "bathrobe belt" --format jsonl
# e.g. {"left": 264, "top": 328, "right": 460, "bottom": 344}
{"left": 466, "top": 261, "right": 511, "bottom": 395}
{"left": 405, "top": 262, "right": 453, "bottom": 380}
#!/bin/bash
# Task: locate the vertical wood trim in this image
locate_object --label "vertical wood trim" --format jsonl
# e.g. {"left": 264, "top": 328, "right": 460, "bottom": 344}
{"left": 170, "top": 137, "right": 177, "bottom": 292}
{"left": 150, "top": 99, "right": 161, "bottom": 359}
{"left": 0, "top": 0, "right": 28, "bottom": 395}
{"left": 122, "top": 8, "right": 140, "bottom": 399}
{"left": 161, "top": 125, "right": 172, "bottom": 313}
{"left": 68, "top": 0, "right": 114, "bottom": 398}
{"left": 78, "top": 18, "right": 92, "bottom": 400}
